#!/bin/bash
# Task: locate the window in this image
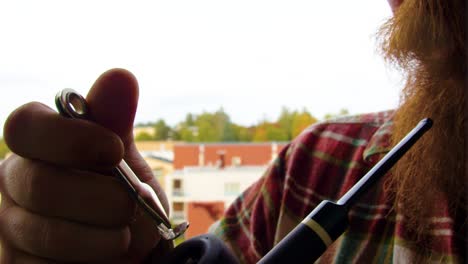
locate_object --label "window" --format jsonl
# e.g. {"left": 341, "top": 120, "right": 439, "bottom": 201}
{"left": 172, "top": 202, "right": 185, "bottom": 220}
{"left": 173, "top": 202, "right": 184, "bottom": 211}
{"left": 173, "top": 179, "right": 182, "bottom": 189}
{"left": 232, "top": 156, "right": 242, "bottom": 166}
{"left": 173, "top": 179, "right": 183, "bottom": 196}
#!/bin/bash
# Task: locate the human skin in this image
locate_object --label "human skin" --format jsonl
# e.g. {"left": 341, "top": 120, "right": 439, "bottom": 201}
{"left": 387, "top": 0, "right": 403, "bottom": 12}
{"left": 0, "top": 69, "right": 169, "bottom": 263}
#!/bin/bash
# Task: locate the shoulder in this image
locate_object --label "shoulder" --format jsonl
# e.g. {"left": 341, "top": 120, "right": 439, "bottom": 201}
{"left": 286, "top": 110, "right": 394, "bottom": 160}
{"left": 297, "top": 110, "right": 393, "bottom": 141}
{"left": 280, "top": 110, "right": 394, "bottom": 203}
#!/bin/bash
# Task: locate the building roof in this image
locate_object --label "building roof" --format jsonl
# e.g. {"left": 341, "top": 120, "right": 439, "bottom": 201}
{"left": 175, "top": 141, "right": 289, "bottom": 146}
{"left": 141, "top": 151, "right": 174, "bottom": 163}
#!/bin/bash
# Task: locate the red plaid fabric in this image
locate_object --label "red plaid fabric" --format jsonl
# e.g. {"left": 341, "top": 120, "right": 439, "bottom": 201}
{"left": 211, "top": 111, "right": 465, "bottom": 263}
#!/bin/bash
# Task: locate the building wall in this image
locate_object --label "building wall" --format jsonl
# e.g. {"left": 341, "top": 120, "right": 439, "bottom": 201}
{"left": 203, "top": 144, "right": 270, "bottom": 166}
{"left": 134, "top": 140, "right": 177, "bottom": 193}
{"left": 173, "top": 142, "right": 288, "bottom": 169}
{"left": 142, "top": 141, "right": 289, "bottom": 239}
{"left": 173, "top": 146, "right": 200, "bottom": 169}
{"left": 168, "top": 167, "right": 266, "bottom": 204}
{"left": 143, "top": 158, "right": 173, "bottom": 193}
{"left": 134, "top": 141, "right": 179, "bottom": 152}
{"left": 133, "top": 126, "right": 156, "bottom": 137}
{"left": 186, "top": 201, "right": 225, "bottom": 239}
{"left": 167, "top": 166, "right": 267, "bottom": 238}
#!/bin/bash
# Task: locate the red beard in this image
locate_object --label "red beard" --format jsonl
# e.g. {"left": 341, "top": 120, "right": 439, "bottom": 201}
{"left": 377, "top": 0, "right": 466, "bottom": 254}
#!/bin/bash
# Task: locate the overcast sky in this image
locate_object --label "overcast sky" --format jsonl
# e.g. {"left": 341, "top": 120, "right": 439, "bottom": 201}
{"left": 0, "top": 0, "right": 402, "bottom": 130}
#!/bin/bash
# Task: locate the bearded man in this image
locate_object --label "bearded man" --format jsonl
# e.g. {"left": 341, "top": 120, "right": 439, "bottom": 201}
{"left": 211, "top": 0, "right": 466, "bottom": 262}
{"left": 0, "top": 0, "right": 465, "bottom": 263}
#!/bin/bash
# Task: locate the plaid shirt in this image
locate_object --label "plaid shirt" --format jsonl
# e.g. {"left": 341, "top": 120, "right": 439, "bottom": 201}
{"left": 211, "top": 111, "right": 465, "bottom": 263}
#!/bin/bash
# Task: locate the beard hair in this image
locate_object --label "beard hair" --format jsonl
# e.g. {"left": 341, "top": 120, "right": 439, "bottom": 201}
{"left": 377, "top": 0, "right": 466, "bottom": 255}
{"left": 389, "top": 77, "right": 465, "bottom": 239}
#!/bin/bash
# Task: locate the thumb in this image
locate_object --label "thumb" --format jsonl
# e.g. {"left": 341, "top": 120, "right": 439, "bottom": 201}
{"left": 84, "top": 69, "right": 171, "bottom": 259}
{"left": 86, "top": 68, "right": 168, "bottom": 205}
{"left": 86, "top": 68, "right": 139, "bottom": 145}
{"left": 84, "top": 69, "right": 160, "bottom": 183}
{"left": 84, "top": 69, "right": 161, "bottom": 184}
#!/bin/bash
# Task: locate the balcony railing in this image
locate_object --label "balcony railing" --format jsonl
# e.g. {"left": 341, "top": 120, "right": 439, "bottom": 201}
{"left": 172, "top": 188, "right": 184, "bottom": 196}
{"left": 171, "top": 211, "right": 185, "bottom": 220}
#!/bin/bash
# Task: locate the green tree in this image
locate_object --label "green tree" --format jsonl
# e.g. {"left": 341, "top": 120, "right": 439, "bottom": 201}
{"left": 177, "top": 108, "right": 236, "bottom": 142}
{"left": 278, "top": 106, "right": 295, "bottom": 140}
{"left": 135, "top": 131, "right": 154, "bottom": 141}
{"left": 213, "top": 108, "right": 235, "bottom": 141}
{"left": 154, "top": 119, "right": 171, "bottom": 140}
{"left": 291, "top": 108, "right": 318, "bottom": 138}
{"left": 324, "top": 108, "right": 350, "bottom": 120}
{"left": 0, "top": 138, "right": 10, "bottom": 159}
{"left": 253, "top": 121, "right": 288, "bottom": 142}
{"left": 231, "top": 124, "right": 254, "bottom": 141}
{"left": 195, "top": 110, "right": 225, "bottom": 141}
{"left": 196, "top": 113, "right": 218, "bottom": 142}
{"left": 175, "top": 123, "right": 196, "bottom": 142}
{"left": 175, "top": 113, "right": 199, "bottom": 142}
{"left": 185, "top": 113, "right": 195, "bottom": 126}
{"left": 146, "top": 106, "right": 328, "bottom": 143}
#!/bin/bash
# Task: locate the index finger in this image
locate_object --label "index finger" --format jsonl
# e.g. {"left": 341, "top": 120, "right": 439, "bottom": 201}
{"left": 3, "top": 102, "right": 124, "bottom": 169}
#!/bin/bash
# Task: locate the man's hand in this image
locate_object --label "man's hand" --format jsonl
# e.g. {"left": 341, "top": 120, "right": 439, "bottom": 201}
{"left": 0, "top": 69, "right": 169, "bottom": 263}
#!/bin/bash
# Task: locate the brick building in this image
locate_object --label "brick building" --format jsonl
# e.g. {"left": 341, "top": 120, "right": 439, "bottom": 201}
{"left": 167, "top": 142, "right": 288, "bottom": 239}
